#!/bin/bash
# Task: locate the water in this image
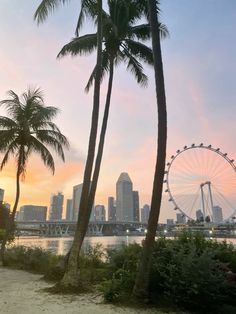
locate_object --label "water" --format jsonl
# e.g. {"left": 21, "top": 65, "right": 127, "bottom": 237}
{"left": 13, "top": 236, "right": 236, "bottom": 256}
{"left": 13, "top": 236, "right": 145, "bottom": 255}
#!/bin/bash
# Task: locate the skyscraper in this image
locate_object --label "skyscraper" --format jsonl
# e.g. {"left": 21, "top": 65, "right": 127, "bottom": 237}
{"left": 72, "top": 183, "right": 83, "bottom": 221}
{"left": 141, "top": 204, "right": 150, "bottom": 223}
{"left": 212, "top": 205, "right": 223, "bottom": 223}
{"left": 176, "top": 213, "right": 186, "bottom": 224}
{"left": 116, "top": 172, "right": 134, "bottom": 221}
{"left": 196, "top": 209, "right": 204, "bottom": 222}
{"left": 66, "top": 199, "right": 73, "bottom": 221}
{"left": 132, "top": 191, "right": 140, "bottom": 222}
{"left": 17, "top": 205, "right": 47, "bottom": 222}
{"left": 49, "top": 192, "right": 64, "bottom": 221}
{"left": 0, "top": 188, "right": 4, "bottom": 202}
{"left": 108, "top": 196, "right": 116, "bottom": 221}
{"left": 93, "top": 205, "right": 106, "bottom": 221}
{"left": 72, "top": 182, "right": 93, "bottom": 221}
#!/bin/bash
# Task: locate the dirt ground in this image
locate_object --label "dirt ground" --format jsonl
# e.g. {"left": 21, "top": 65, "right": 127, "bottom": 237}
{"left": 0, "top": 267, "right": 175, "bottom": 314}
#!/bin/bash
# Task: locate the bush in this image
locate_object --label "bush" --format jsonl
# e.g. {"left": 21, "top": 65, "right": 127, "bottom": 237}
{"left": 100, "top": 233, "right": 236, "bottom": 312}
{"left": 4, "top": 245, "right": 64, "bottom": 280}
{"left": 101, "top": 243, "right": 142, "bottom": 302}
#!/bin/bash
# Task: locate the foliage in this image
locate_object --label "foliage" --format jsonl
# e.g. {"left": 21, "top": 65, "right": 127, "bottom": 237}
{"left": 101, "top": 233, "right": 236, "bottom": 312}
{"left": 101, "top": 243, "right": 142, "bottom": 302}
{"left": 0, "top": 203, "right": 14, "bottom": 243}
{"left": 0, "top": 88, "right": 69, "bottom": 177}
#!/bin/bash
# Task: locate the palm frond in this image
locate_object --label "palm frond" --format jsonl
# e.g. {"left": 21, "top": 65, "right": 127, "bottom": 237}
{"left": 122, "top": 48, "right": 148, "bottom": 87}
{"left": 0, "top": 142, "right": 18, "bottom": 170}
{"left": 57, "top": 33, "right": 97, "bottom": 58}
{"left": 124, "top": 40, "right": 153, "bottom": 65}
{"left": 34, "top": 0, "right": 71, "bottom": 24}
{"left": 29, "top": 136, "right": 56, "bottom": 174}
{"left": 75, "top": 0, "right": 97, "bottom": 36}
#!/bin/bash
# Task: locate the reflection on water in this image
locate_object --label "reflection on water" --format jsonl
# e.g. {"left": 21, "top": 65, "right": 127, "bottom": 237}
{"left": 13, "top": 236, "right": 236, "bottom": 256}
{"left": 13, "top": 236, "right": 145, "bottom": 255}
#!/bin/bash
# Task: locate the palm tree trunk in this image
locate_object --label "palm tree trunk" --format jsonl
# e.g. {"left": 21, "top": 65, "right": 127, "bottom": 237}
{"left": 133, "top": 0, "right": 167, "bottom": 298}
{"left": 84, "top": 58, "right": 114, "bottom": 238}
{"left": 60, "top": 0, "right": 103, "bottom": 288}
{"left": 0, "top": 163, "right": 21, "bottom": 265}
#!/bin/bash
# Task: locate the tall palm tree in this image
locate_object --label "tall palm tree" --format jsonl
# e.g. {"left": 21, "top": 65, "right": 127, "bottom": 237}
{"left": 0, "top": 88, "right": 69, "bottom": 264}
{"left": 35, "top": 0, "right": 104, "bottom": 288}
{"left": 133, "top": 0, "right": 167, "bottom": 298}
{"left": 57, "top": 0, "right": 168, "bottom": 248}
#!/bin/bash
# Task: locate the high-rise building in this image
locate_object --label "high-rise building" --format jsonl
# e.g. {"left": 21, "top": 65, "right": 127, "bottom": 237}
{"left": 72, "top": 183, "right": 83, "bottom": 221}
{"left": 17, "top": 205, "right": 47, "bottom": 222}
{"left": 141, "top": 204, "right": 150, "bottom": 223}
{"left": 167, "top": 219, "right": 174, "bottom": 226}
{"left": 72, "top": 182, "right": 94, "bottom": 221}
{"left": 132, "top": 191, "right": 140, "bottom": 222}
{"left": 108, "top": 196, "right": 116, "bottom": 221}
{"left": 176, "top": 213, "right": 186, "bottom": 224}
{"left": 196, "top": 209, "right": 204, "bottom": 222}
{"left": 116, "top": 172, "right": 134, "bottom": 221}
{"left": 212, "top": 205, "right": 223, "bottom": 223}
{"left": 49, "top": 192, "right": 64, "bottom": 221}
{"left": 0, "top": 188, "right": 4, "bottom": 202}
{"left": 66, "top": 199, "right": 73, "bottom": 221}
{"left": 93, "top": 205, "right": 106, "bottom": 221}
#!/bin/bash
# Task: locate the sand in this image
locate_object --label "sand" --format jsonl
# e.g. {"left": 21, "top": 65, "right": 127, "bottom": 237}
{"left": 0, "top": 267, "right": 171, "bottom": 314}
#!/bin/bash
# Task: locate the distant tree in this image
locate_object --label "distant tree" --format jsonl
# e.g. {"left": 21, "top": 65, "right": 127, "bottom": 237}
{"left": 0, "top": 88, "right": 69, "bottom": 264}
{"left": 205, "top": 216, "right": 211, "bottom": 223}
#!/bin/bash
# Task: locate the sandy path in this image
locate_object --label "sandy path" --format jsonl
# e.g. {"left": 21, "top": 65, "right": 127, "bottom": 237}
{"left": 0, "top": 267, "right": 169, "bottom": 314}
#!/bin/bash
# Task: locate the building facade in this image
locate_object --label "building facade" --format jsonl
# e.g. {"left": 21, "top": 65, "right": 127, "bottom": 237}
{"left": 132, "top": 191, "right": 140, "bottom": 222}
{"left": 0, "top": 188, "right": 4, "bottom": 202}
{"left": 116, "top": 172, "right": 134, "bottom": 222}
{"left": 108, "top": 196, "right": 116, "bottom": 221}
{"left": 141, "top": 204, "right": 150, "bottom": 223}
{"left": 93, "top": 205, "right": 106, "bottom": 221}
{"left": 49, "top": 192, "right": 64, "bottom": 221}
{"left": 212, "top": 206, "right": 223, "bottom": 223}
{"left": 17, "top": 205, "right": 47, "bottom": 222}
{"left": 66, "top": 199, "right": 73, "bottom": 221}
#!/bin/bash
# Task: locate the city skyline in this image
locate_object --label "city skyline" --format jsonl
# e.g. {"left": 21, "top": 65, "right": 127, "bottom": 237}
{"left": 0, "top": 1, "right": 236, "bottom": 222}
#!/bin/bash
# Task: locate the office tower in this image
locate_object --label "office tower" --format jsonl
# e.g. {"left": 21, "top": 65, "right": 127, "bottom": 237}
{"left": 167, "top": 219, "right": 174, "bottom": 226}
{"left": 196, "top": 209, "right": 204, "bottom": 222}
{"left": 0, "top": 188, "right": 4, "bottom": 202}
{"left": 212, "top": 205, "right": 223, "bottom": 223}
{"left": 93, "top": 205, "right": 106, "bottom": 221}
{"left": 18, "top": 205, "right": 47, "bottom": 222}
{"left": 141, "top": 204, "right": 150, "bottom": 223}
{"left": 72, "top": 183, "right": 83, "bottom": 221}
{"left": 66, "top": 199, "right": 73, "bottom": 221}
{"left": 116, "top": 172, "right": 134, "bottom": 221}
{"left": 108, "top": 196, "right": 116, "bottom": 221}
{"left": 133, "top": 191, "right": 140, "bottom": 222}
{"left": 176, "top": 213, "right": 186, "bottom": 224}
{"left": 49, "top": 192, "right": 64, "bottom": 221}
{"left": 72, "top": 182, "right": 94, "bottom": 221}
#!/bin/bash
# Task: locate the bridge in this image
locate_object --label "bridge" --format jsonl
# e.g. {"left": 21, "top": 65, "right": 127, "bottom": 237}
{"left": 16, "top": 221, "right": 148, "bottom": 237}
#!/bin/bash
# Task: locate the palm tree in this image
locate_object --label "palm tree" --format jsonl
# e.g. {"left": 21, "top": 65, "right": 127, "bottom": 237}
{"left": 133, "top": 0, "right": 167, "bottom": 298}
{"left": 35, "top": 0, "right": 104, "bottom": 288}
{"left": 0, "top": 88, "right": 69, "bottom": 264}
{"left": 57, "top": 0, "right": 168, "bottom": 255}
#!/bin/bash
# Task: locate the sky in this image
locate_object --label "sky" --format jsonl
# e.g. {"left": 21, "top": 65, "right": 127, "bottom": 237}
{"left": 0, "top": 0, "right": 236, "bottom": 222}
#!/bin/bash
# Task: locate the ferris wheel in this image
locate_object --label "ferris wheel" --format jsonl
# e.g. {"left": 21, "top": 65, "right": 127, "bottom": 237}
{"left": 164, "top": 144, "right": 236, "bottom": 223}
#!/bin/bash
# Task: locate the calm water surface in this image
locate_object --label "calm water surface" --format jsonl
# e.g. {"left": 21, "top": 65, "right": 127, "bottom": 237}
{"left": 13, "top": 236, "right": 236, "bottom": 255}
